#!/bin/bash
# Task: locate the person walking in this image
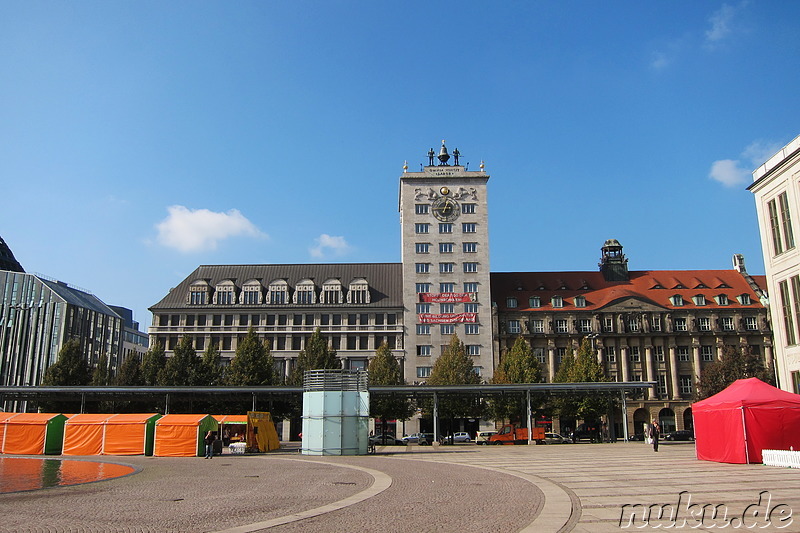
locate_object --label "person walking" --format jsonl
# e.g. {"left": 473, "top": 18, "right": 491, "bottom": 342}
{"left": 204, "top": 431, "right": 216, "bottom": 459}
{"left": 649, "top": 420, "right": 660, "bottom": 452}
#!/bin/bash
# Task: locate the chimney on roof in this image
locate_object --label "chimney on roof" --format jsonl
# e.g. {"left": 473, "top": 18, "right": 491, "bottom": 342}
{"left": 599, "top": 239, "right": 629, "bottom": 282}
{"left": 733, "top": 254, "right": 746, "bottom": 273}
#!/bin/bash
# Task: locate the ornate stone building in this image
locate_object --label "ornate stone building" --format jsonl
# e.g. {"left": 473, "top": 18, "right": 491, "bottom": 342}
{"left": 491, "top": 240, "right": 773, "bottom": 436}
{"left": 148, "top": 263, "right": 404, "bottom": 380}
{"left": 399, "top": 141, "right": 494, "bottom": 383}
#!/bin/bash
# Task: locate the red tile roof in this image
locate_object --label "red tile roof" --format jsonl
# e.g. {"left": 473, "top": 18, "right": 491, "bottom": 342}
{"left": 490, "top": 270, "right": 765, "bottom": 312}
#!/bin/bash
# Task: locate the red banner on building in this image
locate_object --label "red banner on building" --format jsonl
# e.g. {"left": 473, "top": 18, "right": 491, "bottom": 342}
{"left": 418, "top": 312, "right": 478, "bottom": 324}
{"left": 419, "top": 293, "right": 473, "bottom": 303}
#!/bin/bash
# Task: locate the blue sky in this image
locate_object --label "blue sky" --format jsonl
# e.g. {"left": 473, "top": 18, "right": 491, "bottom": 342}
{"left": 2, "top": 1, "right": 799, "bottom": 328}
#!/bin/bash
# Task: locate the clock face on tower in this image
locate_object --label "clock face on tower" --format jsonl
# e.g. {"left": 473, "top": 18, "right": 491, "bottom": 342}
{"left": 431, "top": 197, "right": 460, "bottom": 222}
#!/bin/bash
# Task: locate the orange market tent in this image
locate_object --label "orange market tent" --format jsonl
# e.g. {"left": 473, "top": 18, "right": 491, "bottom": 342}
{"left": 62, "top": 414, "right": 113, "bottom": 456}
{"left": 62, "top": 413, "right": 161, "bottom": 456}
{"left": 103, "top": 413, "right": 161, "bottom": 456}
{"left": 154, "top": 414, "right": 217, "bottom": 457}
{"left": 247, "top": 411, "right": 280, "bottom": 452}
{"left": 1, "top": 413, "right": 68, "bottom": 455}
{"left": 214, "top": 415, "right": 248, "bottom": 445}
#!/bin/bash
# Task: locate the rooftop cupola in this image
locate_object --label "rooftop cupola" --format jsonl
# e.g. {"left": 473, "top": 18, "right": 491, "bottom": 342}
{"left": 599, "top": 238, "right": 629, "bottom": 282}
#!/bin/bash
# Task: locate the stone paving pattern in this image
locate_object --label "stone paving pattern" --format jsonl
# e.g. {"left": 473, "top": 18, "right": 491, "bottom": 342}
{"left": 1, "top": 441, "right": 799, "bottom": 532}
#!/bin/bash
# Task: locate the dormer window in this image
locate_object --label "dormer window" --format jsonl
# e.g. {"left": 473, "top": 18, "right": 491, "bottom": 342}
{"left": 347, "top": 278, "right": 370, "bottom": 304}
{"left": 574, "top": 295, "right": 586, "bottom": 308}
{"left": 552, "top": 295, "right": 563, "bottom": 308}
{"left": 506, "top": 297, "right": 518, "bottom": 308}
{"left": 715, "top": 294, "right": 730, "bottom": 305}
{"left": 321, "top": 279, "right": 343, "bottom": 304}
{"left": 188, "top": 280, "right": 209, "bottom": 305}
{"left": 738, "top": 294, "right": 752, "bottom": 305}
{"left": 268, "top": 280, "right": 289, "bottom": 305}
{"left": 692, "top": 294, "right": 706, "bottom": 306}
{"left": 671, "top": 295, "right": 684, "bottom": 306}
{"left": 241, "top": 280, "right": 263, "bottom": 305}
{"left": 294, "top": 279, "right": 316, "bottom": 305}
{"left": 529, "top": 296, "right": 541, "bottom": 308}
{"left": 214, "top": 280, "right": 236, "bottom": 305}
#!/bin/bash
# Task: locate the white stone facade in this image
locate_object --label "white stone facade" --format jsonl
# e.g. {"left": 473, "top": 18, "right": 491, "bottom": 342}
{"left": 749, "top": 134, "right": 800, "bottom": 393}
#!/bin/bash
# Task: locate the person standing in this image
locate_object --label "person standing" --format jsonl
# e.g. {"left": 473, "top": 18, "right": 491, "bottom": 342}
{"left": 649, "top": 421, "right": 660, "bottom": 452}
{"left": 204, "top": 431, "right": 216, "bottom": 459}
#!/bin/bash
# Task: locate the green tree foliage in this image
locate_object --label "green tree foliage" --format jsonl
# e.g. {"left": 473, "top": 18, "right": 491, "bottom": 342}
{"left": 696, "top": 345, "right": 774, "bottom": 400}
{"left": 369, "top": 342, "right": 415, "bottom": 434}
{"left": 424, "top": 335, "right": 482, "bottom": 434}
{"left": 140, "top": 341, "right": 166, "bottom": 386}
{"left": 551, "top": 338, "right": 611, "bottom": 423}
{"left": 225, "top": 329, "right": 276, "bottom": 386}
{"left": 489, "top": 336, "right": 543, "bottom": 423}
{"left": 115, "top": 353, "right": 143, "bottom": 386}
{"left": 158, "top": 336, "right": 200, "bottom": 386}
{"left": 91, "top": 353, "right": 110, "bottom": 386}
{"left": 196, "top": 342, "right": 224, "bottom": 386}
{"left": 39, "top": 339, "right": 91, "bottom": 412}
{"left": 288, "top": 328, "right": 340, "bottom": 385}
{"left": 428, "top": 335, "right": 481, "bottom": 386}
{"left": 41, "top": 339, "right": 91, "bottom": 386}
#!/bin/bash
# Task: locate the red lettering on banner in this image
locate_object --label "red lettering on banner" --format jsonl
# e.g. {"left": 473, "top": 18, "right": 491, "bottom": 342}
{"left": 418, "top": 313, "right": 478, "bottom": 324}
{"left": 419, "top": 293, "right": 474, "bottom": 303}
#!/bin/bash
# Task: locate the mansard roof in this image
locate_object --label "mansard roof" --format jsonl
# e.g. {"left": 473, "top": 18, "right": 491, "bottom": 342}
{"left": 150, "top": 263, "right": 403, "bottom": 310}
{"left": 491, "top": 270, "right": 767, "bottom": 313}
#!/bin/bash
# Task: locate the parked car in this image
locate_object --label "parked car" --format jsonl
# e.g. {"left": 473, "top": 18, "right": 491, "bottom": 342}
{"left": 369, "top": 434, "right": 406, "bottom": 446}
{"left": 475, "top": 431, "right": 497, "bottom": 445}
{"left": 543, "top": 432, "right": 572, "bottom": 444}
{"left": 628, "top": 433, "right": 645, "bottom": 441}
{"left": 570, "top": 422, "right": 601, "bottom": 443}
{"left": 402, "top": 433, "right": 433, "bottom": 445}
{"left": 663, "top": 430, "right": 694, "bottom": 441}
{"left": 450, "top": 432, "right": 471, "bottom": 443}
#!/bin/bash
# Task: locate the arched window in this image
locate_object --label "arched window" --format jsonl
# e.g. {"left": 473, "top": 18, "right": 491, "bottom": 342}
{"left": 267, "top": 279, "right": 289, "bottom": 305}
{"left": 214, "top": 280, "right": 236, "bottom": 305}
{"left": 240, "top": 279, "right": 263, "bottom": 305}
{"left": 294, "top": 279, "right": 316, "bottom": 305}
{"left": 188, "top": 280, "right": 209, "bottom": 305}
{"left": 347, "top": 278, "right": 370, "bottom": 304}
{"left": 321, "top": 279, "right": 343, "bottom": 304}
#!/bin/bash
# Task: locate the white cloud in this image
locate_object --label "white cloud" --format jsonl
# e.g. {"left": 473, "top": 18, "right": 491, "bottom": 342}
{"left": 705, "top": 2, "right": 747, "bottom": 44}
{"left": 708, "top": 139, "right": 782, "bottom": 188}
{"left": 309, "top": 234, "right": 351, "bottom": 258}
{"left": 650, "top": 51, "right": 671, "bottom": 71}
{"left": 155, "top": 205, "right": 265, "bottom": 253}
{"left": 709, "top": 159, "right": 750, "bottom": 187}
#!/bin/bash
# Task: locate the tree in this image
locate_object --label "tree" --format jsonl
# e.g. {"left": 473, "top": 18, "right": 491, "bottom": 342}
{"left": 489, "top": 336, "right": 543, "bottom": 423}
{"left": 141, "top": 341, "right": 166, "bottom": 386}
{"left": 40, "top": 339, "right": 91, "bottom": 412}
{"left": 225, "top": 329, "right": 276, "bottom": 386}
{"left": 196, "top": 342, "right": 224, "bottom": 386}
{"left": 696, "top": 345, "right": 774, "bottom": 400}
{"left": 115, "top": 353, "right": 143, "bottom": 386}
{"left": 369, "top": 342, "right": 415, "bottom": 438}
{"left": 288, "top": 328, "right": 340, "bottom": 385}
{"left": 425, "top": 335, "right": 482, "bottom": 439}
{"left": 551, "top": 338, "right": 612, "bottom": 437}
{"left": 91, "top": 353, "right": 110, "bottom": 386}
{"left": 41, "top": 339, "right": 91, "bottom": 386}
{"left": 158, "top": 336, "right": 200, "bottom": 386}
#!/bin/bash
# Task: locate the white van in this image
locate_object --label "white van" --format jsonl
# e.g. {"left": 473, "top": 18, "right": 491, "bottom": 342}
{"left": 475, "top": 431, "right": 497, "bottom": 445}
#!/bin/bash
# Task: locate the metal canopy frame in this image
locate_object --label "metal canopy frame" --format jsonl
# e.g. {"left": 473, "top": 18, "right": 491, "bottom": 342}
{"left": 1, "top": 382, "right": 654, "bottom": 441}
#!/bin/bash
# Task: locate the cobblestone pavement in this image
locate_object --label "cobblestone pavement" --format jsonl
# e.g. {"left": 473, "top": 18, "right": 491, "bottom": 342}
{"left": 1, "top": 442, "right": 799, "bottom": 532}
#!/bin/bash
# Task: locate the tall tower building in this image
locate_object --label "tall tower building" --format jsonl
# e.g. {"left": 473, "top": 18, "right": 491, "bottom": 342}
{"left": 399, "top": 141, "right": 493, "bottom": 382}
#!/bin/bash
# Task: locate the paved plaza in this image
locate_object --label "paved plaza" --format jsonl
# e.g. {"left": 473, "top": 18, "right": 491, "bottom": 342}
{"left": 1, "top": 441, "right": 798, "bottom": 532}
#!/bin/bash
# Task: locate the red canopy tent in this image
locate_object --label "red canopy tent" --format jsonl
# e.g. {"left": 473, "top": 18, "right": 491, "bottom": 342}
{"left": 693, "top": 378, "right": 800, "bottom": 464}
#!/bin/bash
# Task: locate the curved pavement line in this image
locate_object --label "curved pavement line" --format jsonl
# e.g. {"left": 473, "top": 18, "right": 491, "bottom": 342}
{"left": 211, "top": 458, "right": 392, "bottom": 533}
{"left": 392, "top": 456, "right": 578, "bottom": 532}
